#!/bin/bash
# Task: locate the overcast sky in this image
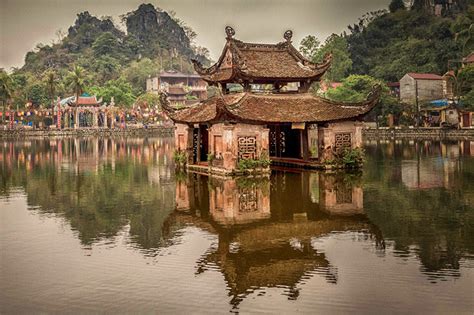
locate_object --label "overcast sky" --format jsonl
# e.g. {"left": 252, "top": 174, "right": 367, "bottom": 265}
{"left": 0, "top": 0, "right": 391, "bottom": 70}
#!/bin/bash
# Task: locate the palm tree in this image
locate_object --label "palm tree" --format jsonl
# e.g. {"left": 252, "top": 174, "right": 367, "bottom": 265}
{"left": 44, "top": 70, "right": 58, "bottom": 109}
{"left": 66, "top": 65, "right": 86, "bottom": 102}
{"left": 66, "top": 65, "right": 87, "bottom": 129}
{"left": 0, "top": 70, "right": 14, "bottom": 124}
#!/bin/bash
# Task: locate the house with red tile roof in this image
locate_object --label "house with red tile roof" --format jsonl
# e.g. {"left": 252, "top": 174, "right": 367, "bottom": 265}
{"left": 462, "top": 52, "right": 474, "bottom": 65}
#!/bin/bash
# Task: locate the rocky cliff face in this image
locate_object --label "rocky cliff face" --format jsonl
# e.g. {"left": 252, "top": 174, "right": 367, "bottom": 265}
{"left": 65, "top": 12, "right": 124, "bottom": 52}
{"left": 20, "top": 3, "right": 209, "bottom": 75}
{"left": 125, "top": 4, "right": 194, "bottom": 58}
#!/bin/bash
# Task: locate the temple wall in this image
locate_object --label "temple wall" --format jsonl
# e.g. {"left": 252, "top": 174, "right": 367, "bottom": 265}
{"left": 318, "top": 121, "right": 363, "bottom": 161}
{"left": 209, "top": 178, "right": 271, "bottom": 226}
{"left": 176, "top": 180, "right": 190, "bottom": 211}
{"left": 175, "top": 123, "right": 194, "bottom": 164}
{"left": 208, "top": 123, "right": 269, "bottom": 170}
{"left": 319, "top": 173, "right": 364, "bottom": 215}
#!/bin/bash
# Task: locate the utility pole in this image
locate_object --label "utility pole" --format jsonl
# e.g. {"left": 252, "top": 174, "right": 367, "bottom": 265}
{"left": 415, "top": 79, "right": 420, "bottom": 127}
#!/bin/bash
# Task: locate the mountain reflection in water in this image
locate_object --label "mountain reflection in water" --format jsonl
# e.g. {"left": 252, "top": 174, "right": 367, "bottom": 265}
{"left": 0, "top": 137, "right": 473, "bottom": 313}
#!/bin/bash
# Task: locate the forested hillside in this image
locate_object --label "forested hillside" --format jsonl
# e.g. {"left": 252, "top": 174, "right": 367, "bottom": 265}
{"left": 299, "top": 0, "right": 474, "bottom": 117}
{"left": 347, "top": 0, "right": 474, "bottom": 82}
{"left": 2, "top": 3, "right": 210, "bottom": 108}
{"left": 300, "top": 0, "right": 473, "bottom": 83}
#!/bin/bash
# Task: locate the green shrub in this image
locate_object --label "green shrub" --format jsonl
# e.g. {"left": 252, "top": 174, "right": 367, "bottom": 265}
{"left": 173, "top": 150, "right": 187, "bottom": 167}
{"left": 334, "top": 147, "right": 365, "bottom": 168}
{"left": 207, "top": 153, "right": 215, "bottom": 163}
{"left": 238, "top": 158, "right": 259, "bottom": 170}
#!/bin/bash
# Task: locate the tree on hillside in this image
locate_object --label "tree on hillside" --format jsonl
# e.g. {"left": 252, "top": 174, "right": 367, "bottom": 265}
{"left": 0, "top": 70, "right": 14, "bottom": 123}
{"left": 27, "top": 83, "right": 48, "bottom": 107}
{"left": 92, "top": 32, "right": 122, "bottom": 58}
{"left": 90, "top": 56, "right": 122, "bottom": 84}
{"left": 121, "top": 58, "right": 159, "bottom": 94}
{"left": 410, "top": 0, "right": 431, "bottom": 11}
{"left": 299, "top": 35, "right": 321, "bottom": 59}
{"left": 89, "top": 78, "right": 135, "bottom": 108}
{"left": 325, "top": 75, "right": 402, "bottom": 126}
{"left": 390, "top": 0, "right": 406, "bottom": 12}
{"left": 299, "top": 34, "right": 352, "bottom": 82}
{"left": 9, "top": 71, "right": 29, "bottom": 110}
{"left": 134, "top": 93, "right": 162, "bottom": 111}
{"left": 457, "top": 23, "right": 474, "bottom": 54}
{"left": 317, "top": 35, "right": 352, "bottom": 82}
{"left": 44, "top": 70, "right": 59, "bottom": 109}
{"left": 457, "top": 64, "right": 474, "bottom": 110}
{"left": 65, "top": 65, "right": 87, "bottom": 103}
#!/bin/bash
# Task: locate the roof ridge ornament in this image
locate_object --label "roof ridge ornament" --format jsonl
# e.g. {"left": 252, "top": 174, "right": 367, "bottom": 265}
{"left": 225, "top": 26, "right": 235, "bottom": 39}
{"left": 284, "top": 30, "right": 293, "bottom": 42}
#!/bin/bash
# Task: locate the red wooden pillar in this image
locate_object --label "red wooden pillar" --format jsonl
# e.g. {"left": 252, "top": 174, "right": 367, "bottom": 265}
{"left": 56, "top": 97, "right": 62, "bottom": 130}
{"left": 9, "top": 111, "right": 14, "bottom": 129}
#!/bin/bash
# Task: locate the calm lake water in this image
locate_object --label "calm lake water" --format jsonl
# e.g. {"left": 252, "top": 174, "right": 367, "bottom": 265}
{"left": 1, "top": 137, "right": 473, "bottom": 314}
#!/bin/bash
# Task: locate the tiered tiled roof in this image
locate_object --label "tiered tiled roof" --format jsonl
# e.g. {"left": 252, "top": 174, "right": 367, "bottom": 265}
{"left": 192, "top": 27, "right": 332, "bottom": 84}
{"left": 162, "top": 85, "right": 381, "bottom": 124}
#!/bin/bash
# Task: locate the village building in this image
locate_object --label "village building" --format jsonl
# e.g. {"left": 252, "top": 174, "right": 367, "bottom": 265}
{"left": 399, "top": 73, "right": 444, "bottom": 105}
{"left": 146, "top": 70, "right": 208, "bottom": 106}
{"left": 163, "top": 27, "right": 380, "bottom": 174}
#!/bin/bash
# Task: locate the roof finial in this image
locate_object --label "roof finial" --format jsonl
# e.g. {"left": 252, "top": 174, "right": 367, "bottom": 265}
{"left": 225, "top": 26, "right": 235, "bottom": 39}
{"left": 284, "top": 30, "right": 293, "bottom": 42}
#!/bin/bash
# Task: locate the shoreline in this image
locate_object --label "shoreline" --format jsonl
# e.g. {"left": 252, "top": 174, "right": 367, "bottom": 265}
{"left": 363, "top": 127, "right": 474, "bottom": 141}
{"left": 0, "top": 126, "right": 174, "bottom": 139}
{"left": 1, "top": 127, "right": 473, "bottom": 141}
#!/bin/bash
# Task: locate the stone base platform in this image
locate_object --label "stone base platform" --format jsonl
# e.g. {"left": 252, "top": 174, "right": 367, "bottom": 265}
{"left": 185, "top": 163, "right": 271, "bottom": 177}
{"left": 363, "top": 127, "right": 474, "bottom": 140}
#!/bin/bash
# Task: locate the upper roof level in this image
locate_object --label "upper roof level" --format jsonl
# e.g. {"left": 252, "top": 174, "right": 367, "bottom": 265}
{"left": 192, "top": 27, "right": 332, "bottom": 86}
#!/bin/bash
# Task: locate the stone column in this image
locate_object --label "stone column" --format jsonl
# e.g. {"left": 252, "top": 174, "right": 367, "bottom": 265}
{"left": 223, "top": 126, "right": 235, "bottom": 170}
{"left": 92, "top": 109, "right": 98, "bottom": 128}
{"left": 74, "top": 108, "right": 80, "bottom": 129}
{"left": 110, "top": 111, "right": 115, "bottom": 129}
{"left": 104, "top": 111, "right": 108, "bottom": 128}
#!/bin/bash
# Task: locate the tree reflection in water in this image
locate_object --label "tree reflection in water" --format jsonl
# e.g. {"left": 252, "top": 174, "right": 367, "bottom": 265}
{"left": 1, "top": 138, "right": 473, "bottom": 308}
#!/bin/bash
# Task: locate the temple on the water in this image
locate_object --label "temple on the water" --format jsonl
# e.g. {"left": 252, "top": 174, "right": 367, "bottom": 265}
{"left": 162, "top": 27, "right": 381, "bottom": 174}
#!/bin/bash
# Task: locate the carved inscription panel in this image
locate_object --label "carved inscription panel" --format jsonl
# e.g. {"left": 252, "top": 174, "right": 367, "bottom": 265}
{"left": 238, "top": 136, "right": 257, "bottom": 160}
{"left": 335, "top": 133, "right": 352, "bottom": 151}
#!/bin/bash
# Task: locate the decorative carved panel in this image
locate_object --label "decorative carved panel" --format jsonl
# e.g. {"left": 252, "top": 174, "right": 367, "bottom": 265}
{"left": 239, "top": 187, "right": 258, "bottom": 212}
{"left": 192, "top": 129, "right": 199, "bottom": 161}
{"left": 336, "top": 183, "right": 353, "bottom": 204}
{"left": 270, "top": 131, "right": 277, "bottom": 156}
{"left": 238, "top": 136, "right": 257, "bottom": 160}
{"left": 279, "top": 131, "right": 286, "bottom": 154}
{"left": 308, "top": 125, "right": 318, "bottom": 158}
{"left": 335, "top": 133, "right": 352, "bottom": 151}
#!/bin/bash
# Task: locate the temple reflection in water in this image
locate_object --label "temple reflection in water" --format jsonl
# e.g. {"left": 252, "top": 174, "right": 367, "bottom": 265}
{"left": 175, "top": 170, "right": 383, "bottom": 306}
